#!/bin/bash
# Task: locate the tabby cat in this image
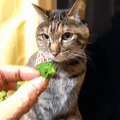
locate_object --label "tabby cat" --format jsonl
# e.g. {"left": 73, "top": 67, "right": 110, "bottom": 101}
{"left": 21, "top": 0, "right": 89, "bottom": 120}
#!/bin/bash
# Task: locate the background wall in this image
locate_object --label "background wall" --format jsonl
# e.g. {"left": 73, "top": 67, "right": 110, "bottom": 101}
{"left": 39, "top": 0, "right": 56, "bottom": 9}
{"left": 0, "top": 0, "right": 56, "bottom": 65}
{"left": 86, "top": 0, "right": 114, "bottom": 40}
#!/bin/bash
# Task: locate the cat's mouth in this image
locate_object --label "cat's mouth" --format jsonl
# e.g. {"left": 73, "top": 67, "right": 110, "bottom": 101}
{"left": 49, "top": 50, "right": 70, "bottom": 62}
{"left": 50, "top": 56, "right": 64, "bottom": 62}
{"left": 49, "top": 54, "right": 64, "bottom": 62}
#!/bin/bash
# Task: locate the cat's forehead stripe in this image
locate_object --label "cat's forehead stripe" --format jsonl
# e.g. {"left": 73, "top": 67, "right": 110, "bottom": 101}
{"left": 49, "top": 10, "right": 67, "bottom": 21}
{"left": 54, "top": 21, "right": 62, "bottom": 33}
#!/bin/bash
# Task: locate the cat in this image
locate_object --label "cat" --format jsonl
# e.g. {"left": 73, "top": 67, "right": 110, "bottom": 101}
{"left": 21, "top": 0, "right": 89, "bottom": 120}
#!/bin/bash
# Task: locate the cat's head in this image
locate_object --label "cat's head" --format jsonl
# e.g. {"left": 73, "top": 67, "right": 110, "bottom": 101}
{"left": 33, "top": 0, "right": 89, "bottom": 62}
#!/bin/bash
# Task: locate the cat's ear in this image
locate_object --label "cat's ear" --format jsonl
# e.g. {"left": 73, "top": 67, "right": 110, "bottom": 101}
{"left": 32, "top": 4, "right": 48, "bottom": 22}
{"left": 68, "top": 0, "right": 86, "bottom": 21}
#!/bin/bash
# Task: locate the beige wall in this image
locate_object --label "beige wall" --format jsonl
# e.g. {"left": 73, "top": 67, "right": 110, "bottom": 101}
{"left": 39, "top": 0, "right": 56, "bottom": 9}
{"left": 0, "top": 0, "right": 56, "bottom": 65}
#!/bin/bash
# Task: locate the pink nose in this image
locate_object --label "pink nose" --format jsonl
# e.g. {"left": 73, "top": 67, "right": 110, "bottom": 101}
{"left": 51, "top": 50, "right": 60, "bottom": 56}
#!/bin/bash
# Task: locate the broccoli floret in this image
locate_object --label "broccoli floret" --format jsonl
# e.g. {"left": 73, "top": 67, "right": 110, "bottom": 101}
{"left": 0, "top": 62, "right": 57, "bottom": 102}
{"left": 17, "top": 81, "right": 27, "bottom": 89}
{"left": 17, "top": 61, "right": 57, "bottom": 89}
{"left": 36, "top": 61, "right": 57, "bottom": 79}
{"left": 0, "top": 91, "right": 7, "bottom": 102}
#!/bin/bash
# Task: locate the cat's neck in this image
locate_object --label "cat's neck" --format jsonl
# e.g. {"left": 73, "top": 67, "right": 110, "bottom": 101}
{"left": 54, "top": 57, "right": 82, "bottom": 66}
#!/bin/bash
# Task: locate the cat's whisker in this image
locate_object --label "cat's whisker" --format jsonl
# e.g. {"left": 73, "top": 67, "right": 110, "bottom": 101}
{"left": 85, "top": 50, "right": 95, "bottom": 68}
{"left": 86, "top": 56, "right": 95, "bottom": 68}
{"left": 63, "top": 50, "right": 70, "bottom": 54}
{"left": 87, "top": 41, "right": 94, "bottom": 45}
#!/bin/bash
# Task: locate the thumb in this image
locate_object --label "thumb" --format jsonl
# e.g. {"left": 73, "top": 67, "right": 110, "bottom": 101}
{"left": 0, "top": 77, "right": 48, "bottom": 120}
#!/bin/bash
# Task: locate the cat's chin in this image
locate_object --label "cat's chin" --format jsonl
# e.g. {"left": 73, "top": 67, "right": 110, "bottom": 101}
{"left": 49, "top": 56, "right": 65, "bottom": 63}
{"left": 51, "top": 58, "right": 64, "bottom": 63}
{"left": 49, "top": 54, "right": 69, "bottom": 63}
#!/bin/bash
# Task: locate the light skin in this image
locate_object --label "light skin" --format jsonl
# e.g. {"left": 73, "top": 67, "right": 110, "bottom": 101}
{"left": 0, "top": 66, "right": 48, "bottom": 120}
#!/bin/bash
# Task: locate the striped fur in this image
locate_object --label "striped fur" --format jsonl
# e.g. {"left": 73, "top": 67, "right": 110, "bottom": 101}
{"left": 21, "top": 0, "right": 89, "bottom": 120}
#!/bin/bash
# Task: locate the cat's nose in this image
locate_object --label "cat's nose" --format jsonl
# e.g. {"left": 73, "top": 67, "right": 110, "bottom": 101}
{"left": 51, "top": 50, "right": 60, "bottom": 56}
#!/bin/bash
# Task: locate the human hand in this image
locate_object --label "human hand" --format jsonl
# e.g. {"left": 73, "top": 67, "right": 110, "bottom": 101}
{"left": 0, "top": 65, "right": 48, "bottom": 120}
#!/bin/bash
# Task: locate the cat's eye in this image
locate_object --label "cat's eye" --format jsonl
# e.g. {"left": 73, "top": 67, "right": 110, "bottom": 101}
{"left": 42, "top": 33, "right": 50, "bottom": 41}
{"left": 62, "top": 32, "right": 73, "bottom": 40}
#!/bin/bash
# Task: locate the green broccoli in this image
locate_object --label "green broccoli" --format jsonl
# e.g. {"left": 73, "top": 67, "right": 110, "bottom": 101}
{"left": 0, "top": 91, "right": 7, "bottom": 102}
{"left": 17, "top": 61, "right": 57, "bottom": 89}
{"left": 17, "top": 81, "right": 27, "bottom": 89}
{"left": 36, "top": 61, "right": 57, "bottom": 79}
{"left": 0, "top": 61, "right": 57, "bottom": 101}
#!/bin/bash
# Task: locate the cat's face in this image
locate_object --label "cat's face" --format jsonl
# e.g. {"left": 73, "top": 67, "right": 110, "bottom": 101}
{"left": 34, "top": 0, "right": 89, "bottom": 62}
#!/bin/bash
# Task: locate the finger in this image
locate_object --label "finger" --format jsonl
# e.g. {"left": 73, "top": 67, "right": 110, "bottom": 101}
{"left": 0, "top": 82, "right": 16, "bottom": 91}
{"left": 0, "top": 65, "right": 40, "bottom": 82}
{"left": 0, "top": 77, "right": 48, "bottom": 120}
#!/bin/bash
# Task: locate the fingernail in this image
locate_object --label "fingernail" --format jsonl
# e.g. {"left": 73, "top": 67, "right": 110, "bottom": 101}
{"left": 32, "top": 77, "right": 47, "bottom": 90}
